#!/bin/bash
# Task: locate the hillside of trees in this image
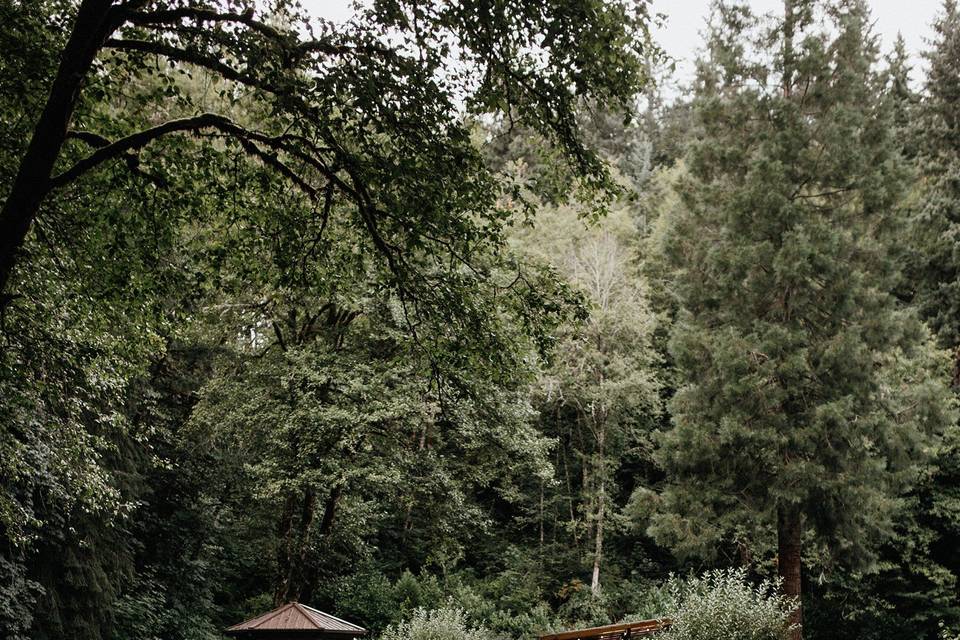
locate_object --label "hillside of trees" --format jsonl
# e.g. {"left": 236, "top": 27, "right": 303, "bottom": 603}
{"left": 2, "top": 1, "right": 960, "bottom": 640}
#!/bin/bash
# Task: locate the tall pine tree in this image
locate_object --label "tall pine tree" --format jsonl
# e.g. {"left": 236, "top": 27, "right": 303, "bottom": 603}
{"left": 910, "top": 0, "right": 960, "bottom": 361}
{"left": 649, "top": 2, "right": 956, "bottom": 638}
{"left": 892, "top": 1, "right": 960, "bottom": 634}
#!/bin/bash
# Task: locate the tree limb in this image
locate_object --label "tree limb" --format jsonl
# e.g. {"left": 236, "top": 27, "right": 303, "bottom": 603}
{"left": 104, "top": 38, "right": 268, "bottom": 90}
{"left": 65, "top": 130, "right": 111, "bottom": 147}
{"left": 122, "top": 7, "right": 285, "bottom": 42}
{"left": 119, "top": 7, "right": 389, "bottom": 59}
{"left": 49, "top": 113, "right": 237, "bottom": 189}
{"left": 234, "top": 137, "right": 318, "bottom": 200}
{"left": 50, "top": 113, "right": 405, "bottom": 281}
{"left": 66, "top": 129, "right": 168, "bottom": 187}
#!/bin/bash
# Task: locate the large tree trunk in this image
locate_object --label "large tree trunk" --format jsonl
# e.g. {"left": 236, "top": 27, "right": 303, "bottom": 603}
{"left": 298, "top": 485, "right": 342, "bottom": 604}
{"left": 778, "top": 505, "right": 803, "bottom": 640}
{"left": 0, "top": 0, "right": 116, "bottom": 307}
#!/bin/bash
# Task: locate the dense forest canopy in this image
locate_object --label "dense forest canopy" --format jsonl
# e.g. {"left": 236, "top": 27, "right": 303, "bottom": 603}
{"left": 1, "top": 1, "right": 959, "bottom": 640}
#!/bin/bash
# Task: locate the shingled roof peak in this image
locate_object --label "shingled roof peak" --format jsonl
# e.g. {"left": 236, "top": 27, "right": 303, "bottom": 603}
{"left": 226, "top": 602, "right": 367, "bottom": 637}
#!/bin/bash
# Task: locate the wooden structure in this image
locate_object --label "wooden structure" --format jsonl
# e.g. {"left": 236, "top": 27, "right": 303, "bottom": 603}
{"left": 226, "top": 602, "right": 367, "bottom": 640}
{"left": 539, "top": 619, "right": 671, "bottom": 640}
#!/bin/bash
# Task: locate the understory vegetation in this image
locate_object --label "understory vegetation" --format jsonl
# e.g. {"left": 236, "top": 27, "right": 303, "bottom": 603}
{"left": 2, "top": 1, "right": 960, "bottom": 640}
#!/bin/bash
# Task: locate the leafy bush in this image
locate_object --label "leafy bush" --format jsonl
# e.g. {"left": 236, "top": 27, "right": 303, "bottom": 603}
{"left": 659, "top": 569, "right": 795, "bottom": 640}
{"left": 556, "top": 582, "right": 612, "bottom": 628}
{"left": 940, "top": 623, "right": 960, "bottom": 640}
{"left": 332, "top": 568, "right": 401, "bottom": 633}
{"left": 395, "top": 571, "right": 445, "bottom": 619}
{"left": 380, "top": 608, "right": 496, "bottom": 640}
{"left": 621, "top": 582, "right": 673, "bottom": 623}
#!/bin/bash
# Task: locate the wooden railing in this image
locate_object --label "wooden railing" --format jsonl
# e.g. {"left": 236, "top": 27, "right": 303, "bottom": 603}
{"left": 539, "top": 619, "right": 672, "bottom": 640}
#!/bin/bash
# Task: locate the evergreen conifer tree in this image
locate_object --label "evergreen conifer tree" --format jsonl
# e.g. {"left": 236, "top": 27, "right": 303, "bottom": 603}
{"left": 910, "top": 0, "right": 960, "bottom": 359}
{"left": 649, "top": 2, "right": 956, "bottom": 638}
{"left": 886, "top": 34, "right": 919, "bottom": 160}
{"left": 887, "top": 2, "right": 960, "bottom": 635}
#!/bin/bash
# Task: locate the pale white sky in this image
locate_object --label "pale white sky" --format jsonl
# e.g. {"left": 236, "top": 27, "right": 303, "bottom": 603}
{"left": 302, "top": 0, "right": 943, "bottom": 87}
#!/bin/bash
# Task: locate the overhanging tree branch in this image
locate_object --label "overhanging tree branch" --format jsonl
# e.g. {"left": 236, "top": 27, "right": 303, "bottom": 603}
{"left": 122, "top": 7, "right": 285, "bottom": 42}
{"left": 49, "top": 113, "right": 237, "bottom": 190}
{"left": 66, "top": 128, "right": 169, "bottom": 187}
{"left": 65, "top": 130, "right": 111, "bottom": 147}
{"left": 234, "top": 138, "right": 318, "bottom": 200}
{"left": 104, "top": 38, "right": 268, "bottom": 90}
{"left": 49, "top": 112, "right": 406, "bottom": 280}
{"left": 119, "top": 8, "right": 390, "bottom": 59}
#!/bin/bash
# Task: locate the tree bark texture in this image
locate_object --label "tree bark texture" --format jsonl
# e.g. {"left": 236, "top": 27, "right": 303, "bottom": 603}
{"left": 778, "top": 505, "right": 803, "bottom": 640}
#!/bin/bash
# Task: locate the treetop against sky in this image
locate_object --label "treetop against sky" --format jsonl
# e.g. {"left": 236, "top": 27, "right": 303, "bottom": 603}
{"left": 308, "top": 0, "right": 944, "bottom": 89}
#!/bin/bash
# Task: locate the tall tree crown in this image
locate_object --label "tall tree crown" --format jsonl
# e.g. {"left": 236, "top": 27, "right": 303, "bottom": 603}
{"left": 650, "top": 0, "right": 955, "bottom": 568}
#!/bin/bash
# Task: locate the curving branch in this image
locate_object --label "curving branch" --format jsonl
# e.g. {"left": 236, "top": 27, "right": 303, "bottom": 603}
{"left": 104, "top": 38, "right": 269, "bottom": 90}
{"left": 65, "top": 130, "right": 112, "bottom": 147}
{"left": 122, "top": 7, "right": 285, "bottom": 41}
{"left": 119, "top": 7, "right": 389, "bottom": 59}
{"left": 50, "top": 113, "right": 238, "bottom": 189}
{"left": 48, "top": 112, "right": 405, "bottom": 280}
{"left": 66, "top": 128, "right": 168, "bottom": 187}
{"left": 234, "top": 137, "right": 318, "bottom": 200}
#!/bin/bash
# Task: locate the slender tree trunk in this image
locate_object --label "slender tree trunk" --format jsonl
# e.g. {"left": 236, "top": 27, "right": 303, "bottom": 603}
{"left": 779, "top": 4, "right": 801, "bottom": 633}
{"left": 289, "top": 487, "right": 317, "bottom": 601}
{"left": 274, "top": 493, "right": 298, "bottom": 605}
{"left": 276, "top": 485, "right": 339, "bottom": 605}
{"left": 782, "top": 0, "right": 796, "bottom": 97}
{"left": 583, "top": 458, "right": 592, "bottom": 540}
{"left": 778, "top": 505, "right": 803, "bottom": 640}
{"left": 952, "top": 345, "right": 960, "bottom": 388}
{"left": 0, "top": 0, "right": 117, "bottom": 306}
{"left": 539, "top": 480, "right": 545, "bottom": 549}
{"left": 590, "top": 479, "right": 605, "bottom": 597}
{"left": 777, "top": 0, "right": 803, "bottom": 628}
{"left": 561, "top": 432, "right": 578, "bottom": 546}
{"left": 590, "top": 424, "right": 606, "bottom": 597}
{"left": 403, "top": 424, "right": 430, "bottom": 534}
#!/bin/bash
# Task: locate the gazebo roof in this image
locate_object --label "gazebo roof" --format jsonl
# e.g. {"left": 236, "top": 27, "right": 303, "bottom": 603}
{"left": 226, "top": 602, "right": 367, "bottom": 638}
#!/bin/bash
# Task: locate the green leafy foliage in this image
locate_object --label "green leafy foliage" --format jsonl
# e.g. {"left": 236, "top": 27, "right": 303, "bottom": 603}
{"left": 381, "top": 608, "right": 495, "bottom": 640}
{"left": 659, "top": 569, "right": 794, "bottom": 640}
{"left": 5, "top": 2, "right": 960, "bottom": 639}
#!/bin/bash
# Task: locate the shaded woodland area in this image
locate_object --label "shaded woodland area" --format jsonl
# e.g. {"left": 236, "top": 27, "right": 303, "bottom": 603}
{"left": 1, "top": 1, "right": 959, "bottom": 640}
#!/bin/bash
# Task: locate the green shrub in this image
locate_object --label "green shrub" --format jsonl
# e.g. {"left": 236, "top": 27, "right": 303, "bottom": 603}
{"left": 443, "top": 565, "right": 560, "bottom": 638}
{"left": 621, "top": 582, "right": 673, "bottom": 623}
{"left": 940, "top": 623, "right": 960, "bottom": 640}
{"left": 380, "top": 608, "right": 495, "bottom": 640}
{"left": 394, "top": 571, "right": 444, "bottom": 619}
{"left": 332, "top": 568, "right": 399, "bottom": 632}
{"left": 659, "top": 569, "right": 796, "bottom": 640}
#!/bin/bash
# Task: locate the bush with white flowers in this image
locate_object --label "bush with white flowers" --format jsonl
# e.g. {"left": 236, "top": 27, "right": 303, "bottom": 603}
{"left": 380, "top": 607, "right": 496, "bottom": 640}
{"left": 659, "top": 569, "right": 796, "bottom": 640}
